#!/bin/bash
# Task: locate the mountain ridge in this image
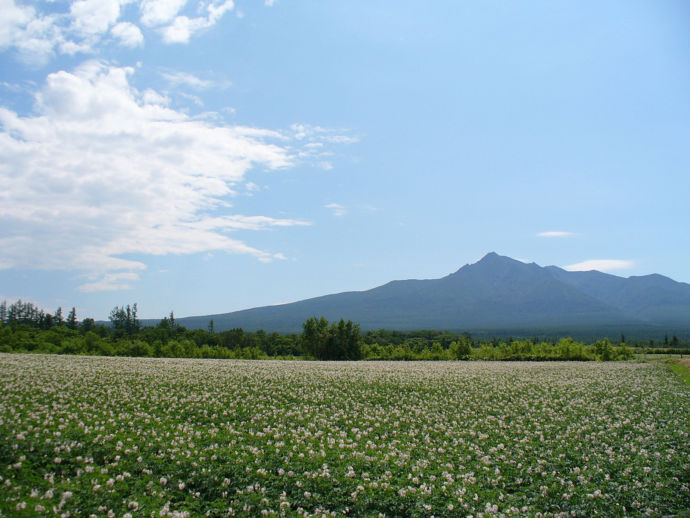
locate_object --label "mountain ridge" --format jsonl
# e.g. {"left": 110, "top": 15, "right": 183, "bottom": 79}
{"left": 166, "top": 253, "right": 690, "bottom": 333}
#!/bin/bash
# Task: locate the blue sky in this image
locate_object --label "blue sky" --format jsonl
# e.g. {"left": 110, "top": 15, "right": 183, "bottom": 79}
{"left": 1, "top": 0, "right": 689, "bottom": 321}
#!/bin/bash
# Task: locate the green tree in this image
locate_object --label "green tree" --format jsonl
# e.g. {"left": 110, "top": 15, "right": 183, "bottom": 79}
{"left": 109, "top": 304, "right": 140, "bottom": 335}
{"left": 331, "top": 319, "right": 362, "bottom": 360}
{"left": 449, "top": 337, "right": 472, "bottom": 360}
{"left": 129, "top": 340, "right": 153, "bottom": 357}
{"left": 66, "top": 307, "right": 78, "bottom": 330}
{"left": 110, "top": 306, "right": 127, "bottom": 330}
{"left": 301, "top": 317, "right": 361, "bottom": 360}
{"left": 595, "top": 338, "right": 612, "bottom": 361}
{"left": 54, "top": 307, "right": 64, "bottom": 326}
{"left": 301, "top": 317, "right": 329, "bottom": 359}
{"left": 81, "top": 318, "right": 95, "bottom": 333}
{"left": 220, "top": 328, "right": 244, "bottom": 350}
{"left": 157, "top": 316, "right": 171, "bottom": 331}
{"left": 83, "top": 331, "right": 100, "bottom": 352}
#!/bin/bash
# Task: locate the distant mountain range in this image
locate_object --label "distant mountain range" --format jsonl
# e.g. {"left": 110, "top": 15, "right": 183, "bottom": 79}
{"left": 169, "top": 253, "right": 690, "bottom": 335}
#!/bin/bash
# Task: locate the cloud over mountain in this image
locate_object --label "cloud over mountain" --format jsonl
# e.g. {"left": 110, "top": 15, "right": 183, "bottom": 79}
{"left": 565, "top": 259, "right": 635, "bottom": 273}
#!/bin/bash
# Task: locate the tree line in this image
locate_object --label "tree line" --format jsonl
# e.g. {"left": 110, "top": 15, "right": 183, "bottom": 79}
{"left": 0, "top": 299, "right": 686, "bottom": 361}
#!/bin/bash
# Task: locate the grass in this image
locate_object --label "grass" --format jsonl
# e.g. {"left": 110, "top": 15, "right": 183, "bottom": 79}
{"left": 635, "top": 353, "right": 688, "bottom": 360}
{"left": 669, "top": 359, "right": 690, "bottom": 386}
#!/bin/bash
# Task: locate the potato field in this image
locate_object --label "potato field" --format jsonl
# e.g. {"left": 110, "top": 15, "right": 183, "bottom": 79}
{"left": 0, "top": 354, "right": 688, "bottom": 517}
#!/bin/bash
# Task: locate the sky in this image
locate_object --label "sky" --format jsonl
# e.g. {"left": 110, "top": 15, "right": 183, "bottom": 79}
{"left": 1, "top": 0, "right": 689, "bottom": 321}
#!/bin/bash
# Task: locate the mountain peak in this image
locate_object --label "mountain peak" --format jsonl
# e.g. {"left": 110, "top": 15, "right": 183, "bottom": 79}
{"left": 449, "top": 252, "right": 534, "bottom": 278}
{"left": 475, "top": 251, "right": 522, "bottom": 266}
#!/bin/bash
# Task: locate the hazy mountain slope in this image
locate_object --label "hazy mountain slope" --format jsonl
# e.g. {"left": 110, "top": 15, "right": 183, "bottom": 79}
{"left": 170, "top": 252, "right": 690, "bottom": 332}
{"left": 546, "top": 267, "right": 690, "bottom": 324}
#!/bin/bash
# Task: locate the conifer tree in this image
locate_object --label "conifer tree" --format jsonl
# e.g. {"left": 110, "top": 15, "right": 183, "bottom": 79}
{"left": 67, "top": 307, "right": 78, "bottom": 330}
{"left": 55, "top": 307, "right": 64, "bottom": 326}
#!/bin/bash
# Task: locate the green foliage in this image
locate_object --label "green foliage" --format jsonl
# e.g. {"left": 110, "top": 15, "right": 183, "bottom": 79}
{"left": 449, "top": 337, "right": 472, "bottom": 359}
{"left": 301, "top": 317, "right": 362, "bottom": 360}
{"left": 360, "top": 334, "right": 643, "bottom": 362}
{"left": 66, "top": 307, "right": 78, "bottom": 330}
{"left": 0, "top": 317, "right": 672, "bottom": 362}
{"left": 109, "top": 303, "right": 140, "bottom": 336}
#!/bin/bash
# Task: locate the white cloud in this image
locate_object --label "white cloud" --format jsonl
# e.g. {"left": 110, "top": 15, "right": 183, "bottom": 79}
{"left": 178, "top": 91, "right": 204, "bottom": 106}
{"left": 0, "top": 0, "right": 35, "bottom": 48}
{"left": 564, "top": 259, "right": 635, "bottom": 273}
{"left": 161, "top": 0, "right": 233, "bottom": 43}
{"left": 141, "top": 87, "right": 169, "bottom": 105}
{"left": 161, "top": 14, "right": 200, "bottom": 43}
{"left": 0, "top": 61, "right": 344, "bottom": 292}
{"left": 0, "top": 0, "right": 131, "bottom": 60}
{"left": 208, "top": 0, "right": 234, "bottom": 20}
{"left": 78, "top": 272, "right": 140, "bottom": 292}
{"left": 69, "top": 0, "right": 124, "bottom": 36}
{"left": 325, "top": 203, "right": 347, "bottom": 217}
{"left": 161, "top": 70, "right": 229, "bottom": 89}
{"left": 111, "top": 21, "right": 144, "bottom": 47}
{"left": 537, "top": 231, "right": 575, "bottom": 238}
{"left": 140, "top": 0, "right": 187, "bottom": 27}
{"left": 0, "top": 1, "right": 64, "bottom": 63}
{"left": 291, "top": 123, "right": 357, "bottom": 169}
{"left": 290, "top": 123, "right": 360, "bottom": 145}
{"left": 0, "top": 0, "right": 241, "bottom": 61}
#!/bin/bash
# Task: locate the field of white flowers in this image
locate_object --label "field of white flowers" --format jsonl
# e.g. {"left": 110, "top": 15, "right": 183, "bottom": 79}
{"left": 0, "top": 354, "right": 688, "bottom": 517}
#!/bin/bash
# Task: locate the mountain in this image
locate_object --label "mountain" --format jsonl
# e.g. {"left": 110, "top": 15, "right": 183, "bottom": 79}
{"left": 171, "top": 253, "right": 690, "bottom": 334}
